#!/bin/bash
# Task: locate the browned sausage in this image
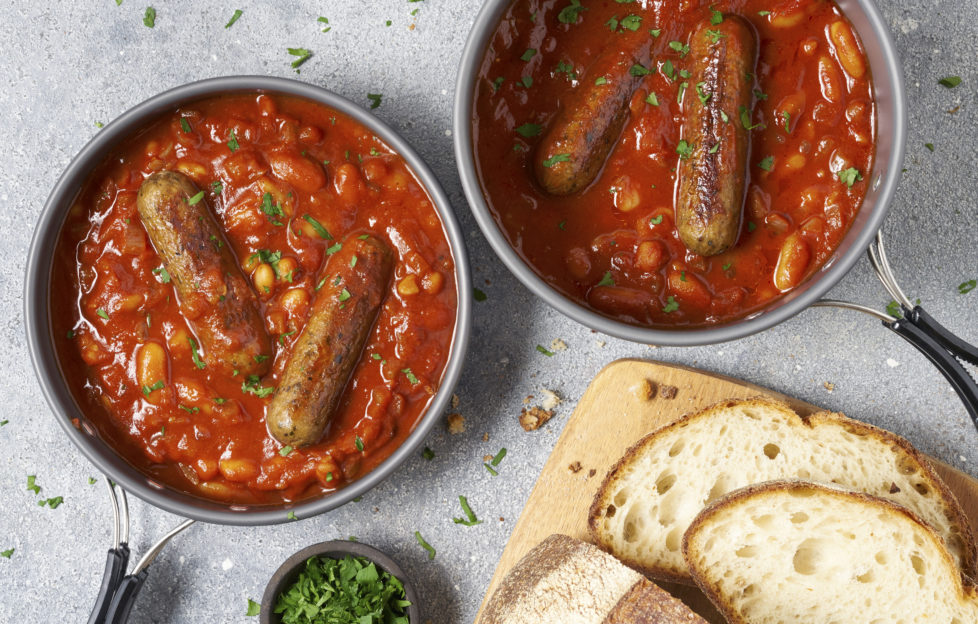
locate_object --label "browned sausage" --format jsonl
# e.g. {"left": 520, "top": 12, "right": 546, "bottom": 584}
{"left": 266, "top": 235, "right": 394, "bottom": 447}
{"left": 676, "top": 16, "right": 758, "bottom": 256}
{"left": 137, "top": 171, "right": 272, "bottom": 376}
{"left": 534, "top": 33, "right": 653, "bottom": 196}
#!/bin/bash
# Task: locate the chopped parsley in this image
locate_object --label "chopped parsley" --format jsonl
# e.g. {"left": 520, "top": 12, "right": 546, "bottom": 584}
{"left": 251, "top": 249, "right": 283, "bottom": 276}
{"left": 473, "top": 287, "right": 488, "bottom": 302}
{"left": 668, "top": 40, "right": 690, "bottom": 57}
{"left": 757, "top": 156, "right": 774, "bottom": 171}
{"left": 695, "top": 81, "right": 711, "bottom": 104}
{"left": 241, "top": 375, "right": 275, "bottom": 398}
{"left": 367, "top": 93, "right": 383, "bottom": 109}
{"left": 520, "top": 75, "right": 533, "bottom": 88}
{"left": 554, "top": 60, "right": 577, "bottom": 81}
{"left": 645, "top": 91, "right": 659, "bottom": 106}
{"left": 492, "top": 76, "right": 505, "bottom": 91}
{"left": 663, "top": 296, "right": 680, "bottom": 313}
{"left": 141, "top": 380, "right": 164, "bottom": 396}
{"left": 452, "top": 495, "right": 483, "bottom": 526}
{"left": 676, "top": 140, "right": 694, "bottom": 160}
{"left": 557, "top": 0, "right": 586, "bottom": 24}
{"left": 279, "top": 445, "right": 293, "bottom": 457}
{"left": 677, "top": 81, "right": 688, "bottom": 104}
{"left": 705, "top": 28, "right": 725, "bottom": 43}
{"left": 886, "top": 300, "right": 903, "bottom": 318}
{"left": 338, "top": 288, "right": 352, "bottom": 302}
{"left": 938, "top": 76, "right": 962, "bottom": 88}
{"left": 925, "top": 142, "right": 935, "bottom": 152}
{"left": 224, "top": 9, "right": 243, "bottom": 29}
{"left": 629, "top": 63, "right": 651, "bottom": 77}
{"left": 143, "top": 7, "right": 156, "bottom": 28}
{"left": 422, "top": 446, "right": 435, "bottom": 460}
{"left": 27, "top": 475, "right": 40, "bottom": 495}
{"left": 187, "top": 190, "right": 205, "bottom": 205}
{"left": 402, "top": 368, "right": 419, "bottom": 385}
{"left": 838, "top": 167, "right": 862, "bottom": 188}
{"left": 520, "top": 48, "right": 537, "bottom": 62}
{"left": 260, "top": 193, "right": 285, "bottom": 225}
{"left": 355, "top": 436, "right": 364, "bottom": 452}
{"left": 302, "top": 214, "right": 332, "bottom": 239}
{"left": 662, "top": 60, "right": 676, "bottom": 80}
{"left": 179, "top": 118, "right": 192, "bottom": 133}
{"left": 1, "top": 549, "right": 13, "bottom": 559}
{"left": 620, "top": 14, "right": 642, "bottom": 30}
{"left": 153, "top": 266, "right": 171, "bottom": 283}
{"left": 740, "top": 106, "right": 762, "bottom": 130}
{"left": 597, "top": 270, "right": 615, "bottom": 286}
{"left": 279, "top": 329, "right": 296, "bottom": 345}
{"left": 317, "top": 16, "right": 331, "bottom": 32}
{"left": 536, "top": 344, "right": 555, "bottom": 356}
{"left": 650, "top": 215, "right": 663, "bottom": 225}
{"left": 594, "top": 76, "right": 608, "bottom": 86}
{"left": 96, "top": 308, "right": 109, "bottom": 320}
{"left": 542, "top": 153, "right": 571, "bottom": 168}
{"left": 246, "top": 599, "right": 260, "bottom": 617}
{"left": 491, "top": 448, "right": 507, "bottom": 466}
{"left": 188, "top": 337, "right": 206, "bottom": 370}
{"left": 211, "top": 180, "right": 223, "bottom": 194}
{"left": 227, "top": 129, "right": 239, "bottom": 152}
{"left": 710, "top": 7, "right": 724, "bottom": 24}
{"left": 959, "top": 280, "right": 977, "bottom": 295}
{"left": 178, "top": 404, "right": 199, "bottom": 414}
{"left": 516, "top": 123, "right": 542, "bottom": 137}
{"left": 287, "top": 511, "right": 297, "bottom": 520}
{"left": 287, "top": 47, "right": 313, "bottom": 68}
{"left": 484, "top": 463, "right": 499, "bottom": 476}
{"left": 415, "top": 531, "right": 436, "bottom": 559}
{"left": 38, "top": 496, "right": 64, "bottom": 509}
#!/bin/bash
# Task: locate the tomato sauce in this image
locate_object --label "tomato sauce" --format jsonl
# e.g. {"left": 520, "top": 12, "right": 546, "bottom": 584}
{"left": 473, "top": 0, "right": 876, "bottom": 327}
{"left": 52, "top": 93, "right": 458, "bottom": 505}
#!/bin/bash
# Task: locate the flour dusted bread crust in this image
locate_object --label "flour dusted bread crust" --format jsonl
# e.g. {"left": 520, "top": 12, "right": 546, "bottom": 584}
{"left": 683, "top": 481, "right": 978, "bottom": 624}
{"left": 479, "top": 534, "right": 706, "bottom": 624}
{"left": 588, "top": 398, "right": 976, "bottom": 583}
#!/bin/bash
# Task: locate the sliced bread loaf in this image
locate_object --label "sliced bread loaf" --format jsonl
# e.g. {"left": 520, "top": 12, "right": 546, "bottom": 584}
{"left": 479, "top": 534, "right": 706, "bottom": 624}
{"left": 588, "top": 398, "right": 975, "bottom": 582}
{"left": 683, "top": 481, "right": 978, "bottom": 624}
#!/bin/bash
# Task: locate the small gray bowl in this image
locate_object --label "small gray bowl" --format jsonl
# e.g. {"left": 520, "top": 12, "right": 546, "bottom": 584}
{"left": 24, "top": 76, "right": 471, "bottom": 525}
{"left": 260, "top": 541, "right": 420, "bottom": 624}
{"left": 453, "top": 0, "right": 906, "bottom": 346}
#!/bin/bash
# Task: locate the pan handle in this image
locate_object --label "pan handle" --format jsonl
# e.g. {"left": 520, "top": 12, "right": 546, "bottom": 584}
{"left": 886, "top": 317, "right": 978, "bottom": 430}
{"left": 87, "top": 545, "right": 129, "bottom": 624}
{"left": 103, "top": 571, "right": 148, "bottom": 624}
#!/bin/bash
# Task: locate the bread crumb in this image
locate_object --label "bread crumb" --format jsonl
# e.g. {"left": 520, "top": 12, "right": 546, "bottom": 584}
{"left": 823, "top": 381, "right": 835, "bottom": 392}
{"left": 594, "top": 340, "right": 606, "bottom": 348}
{"left": 499, "top": 517, "right": 505, "bottom": 522}
{"left": 886, "top": 358, "right": 900, "bottom": 368}
{"left": 539, "top": 388, "right": 561, "bottom": 411}
{"left": 550, "top": 338, "right": 567, "bottom": 352}
{"left": 660, "top": 384, "right": 678, "bottom": 399}
{"left": 522, "top": 394, "right": 534, "bottom": 405}
{"left": 635, "top": 379, "right": 657, "bottom": 401}
{"left": 446, "top": 413, "right": 466, "bottom": 434}
{"left": 482, "top": 432, "right": 489, "bottom": 442}
{"left": 451, "top": 394, "right": 460, "bottom": 409}
{"left": 588, "top": 469, "right": 597, "bottom": 478}
{"left": 519, "top": 406, "right": 553, "bottom": 431}
{"left": 568, "top": 461, "right": 582, "bottom": 473}
{"left": 647, "top": 344, "right": 659, "bottom": 349}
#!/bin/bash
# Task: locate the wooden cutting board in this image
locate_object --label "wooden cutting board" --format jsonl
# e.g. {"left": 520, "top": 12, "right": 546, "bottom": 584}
{"left": 474, "top": 359, "right": 978, "bottom": 623}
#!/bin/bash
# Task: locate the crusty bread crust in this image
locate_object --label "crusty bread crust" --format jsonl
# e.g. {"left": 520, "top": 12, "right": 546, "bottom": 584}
{"left": 682, "top": 481, "right": 978, "bottom": 624}
{"left": 587, "top": 397, "right": 977, "bottom": 583}
{"left": 479, "top": 534, "right": 706, "bottom": 624}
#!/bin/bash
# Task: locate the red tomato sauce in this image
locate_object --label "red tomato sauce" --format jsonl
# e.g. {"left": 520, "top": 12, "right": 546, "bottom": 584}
{"left": 473, "top": 0, "right": 876, "bottom": 327}
{"left": 52, "top": 93, "right": 458, "bottom": 505}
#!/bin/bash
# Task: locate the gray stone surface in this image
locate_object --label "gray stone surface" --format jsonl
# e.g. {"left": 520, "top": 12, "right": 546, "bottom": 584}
{"left": 0, "top": 0, "right": 976, "bottom": 622}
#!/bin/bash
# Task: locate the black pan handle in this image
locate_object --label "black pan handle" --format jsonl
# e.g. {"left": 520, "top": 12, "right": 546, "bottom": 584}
{"left": 887, "top": 318, "right": 978, "bottom": 430}
{"left": 87, "top": 545, "right": 130, "bottom": 624}
{"left": 103, "top": 570, "right": 149, "bottom": 624}
{"left": 905, "top": 306, "right": 978, "bottom": 367}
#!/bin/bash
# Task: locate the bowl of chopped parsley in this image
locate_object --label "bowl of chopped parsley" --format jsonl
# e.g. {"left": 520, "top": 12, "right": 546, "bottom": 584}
{"left": 260, "top": 540, "right": 419, "bottom": 623}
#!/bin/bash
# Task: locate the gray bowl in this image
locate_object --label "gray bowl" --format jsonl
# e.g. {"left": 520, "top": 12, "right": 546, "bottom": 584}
{"left": 453, "top": 0, "right": 906, "bottom": 346}
{"left": 260, "top": 540, "right": 421, "bottom": 624}
{"left": 24, "top": 76, "right": 471, "bottom": 525}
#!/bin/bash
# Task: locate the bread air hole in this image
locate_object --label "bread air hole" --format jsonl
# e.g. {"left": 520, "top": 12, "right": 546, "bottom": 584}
{"left": 706, "top": 474, "right": 735, "bottom": 504}
{"left": 896, "top": 456, "right": 918, "bottom": 475}
{"left": 790, "top": 511, "right": 809, "bottom": 524}
{"left": 763, "top": 443, "right": 781, "bottom": 460}
{"left": 735, "top": 544, "right": 760, "bottom": 558}
{"left": 910, "top": 554, "right": 926, "bottom": 576}
{"left": 856, "top": 569, "right": 875, "bottom": 583}
{"left": 613, "top": 489, "right": 630, "bottom": 506}
{"left": 751, "top": 514, "right": 776, "bottom": 530}
{"left": 792, "top": 538, "right": 826, "bottom": 575}
{"left": 875, "top": 551, "right": 888, "bottom": 565}
{"left": 913, "top": 482, "right": 930, "bottom": 496}
{"left": 668, "top": 439, "right": 685, "bottom": 457}
{"left": 665, "top": 527, "right": 682, "bottom": 552}
{"left": 741, "top": 583, "right": 759, "bottom": 597}
{"left": 655, "top": 472, "right": 677, "bottom": 494}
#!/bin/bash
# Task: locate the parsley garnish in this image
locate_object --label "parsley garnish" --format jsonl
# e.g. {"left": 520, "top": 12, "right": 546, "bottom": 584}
{"left": 287, "top": 47, "right": 313, "bottom": 68}
{"left": 650, "top": 215, "right": 663, "bottom": 225}
{"left": 959, "top": 280, "right": 977, "bottom": 295}
{"left": 629, "top": 63, "right": 651, "bottom": 77}
{"left": 520, "top": 48, "right": 537, "bottom": 62}
{"left": 367, "top": 93, "right": 383, "bottom": 109}
{"left": 142, "top": 380, "right": 164, "bottom": 396}
{"left": 740, "top": 106, "right": 762, "bottom": 130}
{"left": 516, "top": 123, "right": 542, "bottom": 137}
{"left": 27, "top": 475, "right": 40, "bottom": 495}
{"left": 302, "top": 214, "right": 332, "bottom": 239}
{"left": 663, "top": 296, "right": 680, "bottom": 313}
{"left": 542, "top": 153, "right": 571, "bottom": 168}
{"left": 939, "top": 76, "right": 962, "bottom": 88}
{"left": 597, "top": 270, "right": 615, "bottom": 286}
{"left": 758, "top": 156, "right": 774, "bottom": 171}
{"left": 187, "top": 190, "right": 205, "bottom": 205}
{"left": 188, "top": 337, "right": 206, "bottom": 370}
{"left": 676, "top": 140, "right": 694, "bottom": 160}
{"left": 402, "top": 368, "right": 419, "bottom": 385}
{"left": 227, "top": 130, "right": 239, "bottom": 152}
{"left": 415, "top": 531, "right": 436, "bottom": 559}
{"left": 179, "top": 118, "right": 192, "bottom": 133}
{"left": 838, "top": 167, "right": 862, "bottom": 188}
{"left": 645, "top": 92, "right": 659, "bottom": 106}
{"left": 710, "top": 7, "right": 724, "bottom": 24}
{"left": 96, "top": 308, "right": 109, "bottom": 320}
{"left": 422, "top": 447, "right": 435, "bottom": 460}
{"left": 355, "top": 436, "right": 365, "bottom": 452}
{"left": 595, "top": 76, "right": 608, "bottom": 85}
{"left": 452, "top": 495, "right": 483, "bottom": 526}
{"left": 153, "top": 266, "right": 171, "bottom": 283}
{"left": 491, "top": 448, "right": 507, "bottom": 466}
{"left": 211, "top": 180, "right": 223, "bottom": 194}
{"left": 317, "top": 16, "right": 331, "bottom": 32}
{"left": 1, "top": 549, "right": 13, "bottom": 559}
{"left": 536, "top": 344, "right": 555, "bottom": 356}
{"left": 473, "top": 288, "right": 488, "bottom": 302}
{"left": 143, "top": 7, "right": 156, "bottom": 28}
{"left": 279, "top": 445, "right": 293, "bottom": 457}
{"left": 668, "top": 40, "right": 690, "bottom": 57}
{"left": 886, "top": 300, "right": 903, "bottom": 318}
{"left": 241, "top": 375, "right": 275, "bottom": 398}
{"left": 225, "top": 9, "right": 243, "bottom": 29}
{"left": 260, "top": 193, "right": 285, "bottom": 225}
{"left": 557, "top": 0, "right": 586, "bottom": 24}
{"left": 246, "top": 599, "right": 260, "bottom": 617}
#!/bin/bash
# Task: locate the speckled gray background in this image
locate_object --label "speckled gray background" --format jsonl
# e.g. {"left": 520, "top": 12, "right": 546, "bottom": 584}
{"left": 1, "top": 1, "right": 976, "bottom": 622}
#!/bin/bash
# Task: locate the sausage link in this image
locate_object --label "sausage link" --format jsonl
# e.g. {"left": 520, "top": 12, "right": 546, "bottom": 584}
{"left": 676, "top": 16, "right": 758, "bottom": 256}
{"left": 137, "top": 171, "right": 272, "bottom": 376}
{"left": 266, "top": 235, "right": 394, "bottom": 447}
{"left": 534, "top": 33, "right": 653, "bottom": 196}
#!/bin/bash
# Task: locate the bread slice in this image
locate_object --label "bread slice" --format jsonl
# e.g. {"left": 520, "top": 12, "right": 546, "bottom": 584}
{"left": 479, "top": 534, "right": 706, "bottom": 624}
{"left": 588, "top": 398, "right": 976, "bottom": 582}
{"left": 683, "top": 481, "right": 978, "bottom": 624}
